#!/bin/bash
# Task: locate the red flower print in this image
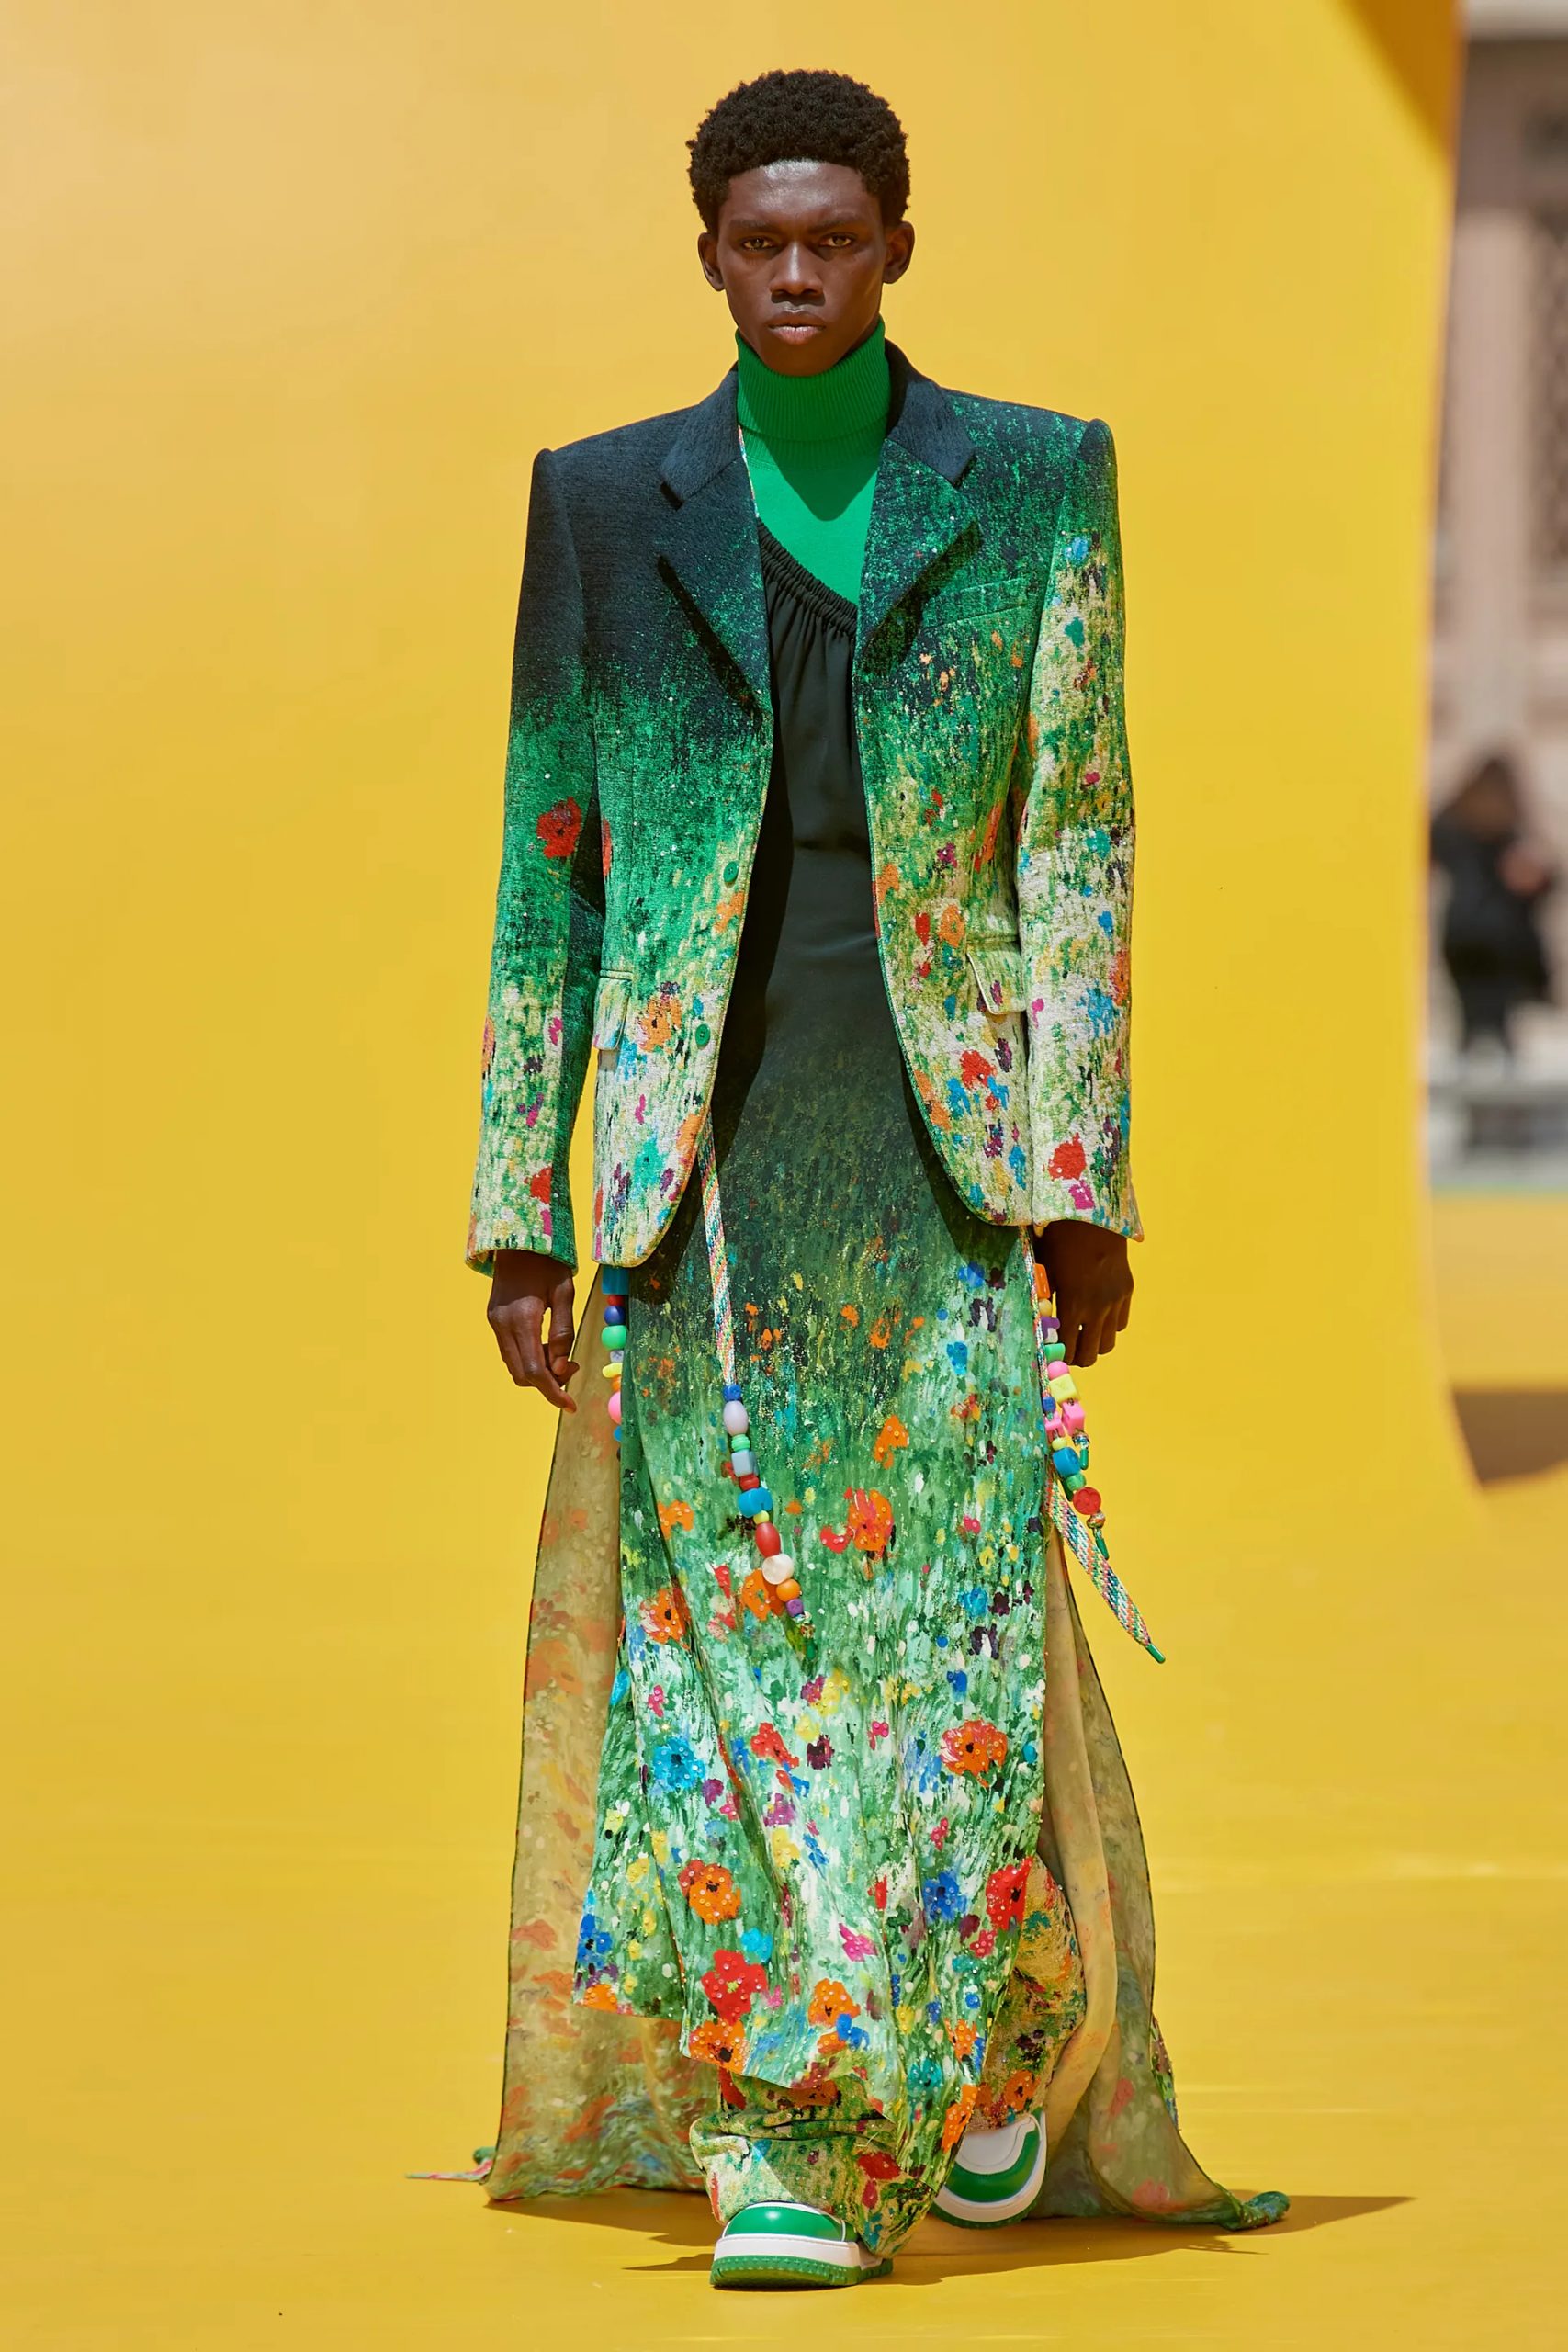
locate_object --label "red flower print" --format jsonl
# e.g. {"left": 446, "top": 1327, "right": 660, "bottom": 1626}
{"left": 856, "top": 2148, "right": 901, "bottom": 2182}
{"left": 536, "top": 797, "right": 583, "bottom": 860}
{"left": 986, "top": 1861, "right": 1028, "bottom": 1930}
{"left": 941, "top": 1719, "right": 1008, "bottom": 1777}
{"left": 1048, "top": 1136, "right": 1086, "bottom": 1181}
{"left": 749, "top": 1723, "right": 799, "bottom": 1769}
{"left": 527, "top": 1165, "right": 553, "bottom": 1204}
{"left": 701, "top": 1948, "right": 768, "bottom": 2020}
{"left": 959, "top": 1049, "right": 995, "bottom": 1089}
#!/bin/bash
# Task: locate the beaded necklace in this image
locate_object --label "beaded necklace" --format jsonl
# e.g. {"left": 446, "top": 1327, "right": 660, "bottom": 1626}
{"left": 600, "top": 1109, "right": 1163, "bottom": 1663}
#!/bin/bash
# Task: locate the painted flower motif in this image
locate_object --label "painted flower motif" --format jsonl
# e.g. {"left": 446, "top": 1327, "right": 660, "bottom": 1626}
{"left": 818, "top": 1488, "right": 895, "bottom": 1556}
{"left": 806, "top": 1736, "right": 833, "bottom": 1770}
{"left": 637, "top": 986, "right": 682, "bottom": 1048}
{"left": 986, "top": 1860, "right": 1028, "bottom": 1930}
{"left": 649, "top": 1736, "right": 703, "bottom": 1792}
{"left": 535, "top": 797, "right": 582, "bottom": 860}
{"left": 575, "top": 1912, "right": 612, "bottom": 1969}
{"left": 701, "top": 1948, "right": 768, "bottom": 2020}
{"left": 941, "top": 2085, "right": 978, "bottom": 2149}
{"left": 577, "top": 1982, "right": 620, "bottom": 2012}
{"left": 678, "top": 1858, "right": 741, "bottom": 1924}
{"left": 993, "top": 2067, "right": 1037, "bottom": 2121}
{"left": 639, "top": 1583, "right": 690, "bottom": 1644}
{"left": 689, "top": 2017, "right": 744, "bottom": 2065}
{"left": 840, "top": 1924, "right": 875, "bottom": 1962}
{"left": 1048, "top": 1135, "right": 1087, "bottom": 1181}
{"left": 922, "top": 1870, "right": 963, "bottom": 1924}
{"left": 750, "top": 1723, "right": 799, "bottom": 1769}
{"left": 872, "top": 1414, "right": 908, "bottom": 1465}
{"left": 737, "top": 1566, "right": 772, "bottom": 1622}
{"left": 950, "top": 2019, "right": 978, "bottom": 2059}
{"left": 942, "top": 1718, "right": 1008, "bottom": 1777}
{"left": 807, "top": 1978, "right": 861, "bottom": 2030}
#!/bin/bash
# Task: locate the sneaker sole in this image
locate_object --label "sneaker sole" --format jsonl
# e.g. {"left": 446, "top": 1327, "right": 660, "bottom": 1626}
{"left": 711, "top": 2234, "right": 892, "bottom": 2290}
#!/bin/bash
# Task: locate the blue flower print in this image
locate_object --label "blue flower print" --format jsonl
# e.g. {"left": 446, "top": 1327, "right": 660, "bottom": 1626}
{"left": 650, "top": 1736, "right": 702, "bottom": 1792}
{"left": 923, "top": 1870, "right": 963, "bottom": 1924}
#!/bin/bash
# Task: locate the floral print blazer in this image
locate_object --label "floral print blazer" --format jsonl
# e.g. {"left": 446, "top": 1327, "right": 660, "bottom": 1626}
{"left": 468, "top": 344, "right": 1139, "bottom": 1272}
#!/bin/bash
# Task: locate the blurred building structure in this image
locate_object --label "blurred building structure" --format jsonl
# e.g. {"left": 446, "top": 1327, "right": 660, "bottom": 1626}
{"left": 1431, "top": 0, "right": 1568, "bottom": 1172}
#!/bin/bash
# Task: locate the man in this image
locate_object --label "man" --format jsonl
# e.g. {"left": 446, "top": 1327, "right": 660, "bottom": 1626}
{"left": 469, "top": 67, "right": 1283, "bottom": 2290}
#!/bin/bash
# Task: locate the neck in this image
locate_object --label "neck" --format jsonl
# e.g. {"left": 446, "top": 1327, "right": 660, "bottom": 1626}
{"left": 735, "top": 319, "right": 890, "bottom": 443}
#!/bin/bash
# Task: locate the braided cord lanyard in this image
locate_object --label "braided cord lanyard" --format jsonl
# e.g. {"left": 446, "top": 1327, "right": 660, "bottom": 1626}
{"left": 606, "top": 1108, "right": 1159, "bottom": 1660}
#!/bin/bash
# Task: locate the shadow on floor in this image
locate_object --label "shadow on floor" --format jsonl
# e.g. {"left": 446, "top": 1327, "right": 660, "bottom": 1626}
{"left": 492, "top": 2189, "right": 1409, "bottom": 2283}
{"left": 1452, "top": 1389, "right": 1568, "bottom": 1484}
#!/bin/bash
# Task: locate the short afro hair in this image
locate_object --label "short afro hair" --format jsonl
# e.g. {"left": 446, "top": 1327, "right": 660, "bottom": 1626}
{"left": 688, "top": 70, "right": 910, "bottom": 232}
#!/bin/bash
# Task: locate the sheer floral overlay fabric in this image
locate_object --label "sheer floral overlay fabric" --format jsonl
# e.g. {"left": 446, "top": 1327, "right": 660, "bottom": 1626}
{"left": 486, "top": 1291, "right": 1285, "bottom": 2248}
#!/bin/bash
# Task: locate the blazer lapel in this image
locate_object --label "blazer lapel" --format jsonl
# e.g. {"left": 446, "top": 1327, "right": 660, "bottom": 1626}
{"left": 858, "top": 346, "right": 978, "bottom": 654}
{"left": 656, "top": 374, "right": 772, "bottom": 714}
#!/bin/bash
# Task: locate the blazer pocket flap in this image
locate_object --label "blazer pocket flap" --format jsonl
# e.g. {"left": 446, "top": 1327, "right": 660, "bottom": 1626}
{"left": 592, "top": 971, "right": 634, "bottom": 1052}
{"left": 967, "top": 943, "right": 1027, "bottom": 1016}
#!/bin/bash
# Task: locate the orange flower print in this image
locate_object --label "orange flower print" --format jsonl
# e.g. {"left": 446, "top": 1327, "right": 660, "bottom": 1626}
{"left": 689, "top": 2018, "right": 744, "bottom": 2066}
{"left": 942, "top": 1718, "right": 1008, "bottom": 1777}
{"left": 535, "top": 797, "right": 582, "bottom": 860}
{"left": 657, "top": 1498, "right": 694, "bottom": 1540}
{"left": 737, "top": 1566, "right": 772, "bottom": 1622}
{"left": 678, "top": 1859, "right": 741, "bottom": 1925}
{"left": 578, "top": 1982, "right": 619, "bottom": 2012}
{"left": 639, "top": 1584, "right": 690, "bottom": 1644}
{"left": 872, "top": 1413, "right": 908, "bottom": 1465}
{"left": 995, "top": 2067, "right": 1036, "bottom": 2120}
{"left": 950, "top": 2019, "right": 978, "bottom": 2059}
{"left": 818, "top": 1489, "right": 894, "bottom": 1556}
{"left": 941, "top": 2085, "right": 978, "bottom": 2149}
{"left": 637, "top": 986, "right": 682, "bottom": 1049}
{"left": 807, "top": 1978, "right": 860, "bottom": 2030}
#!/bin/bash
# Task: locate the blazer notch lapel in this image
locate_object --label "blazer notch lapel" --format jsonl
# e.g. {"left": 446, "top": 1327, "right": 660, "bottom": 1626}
{"left": 858, "top": 439, "right": 976, "bottom": 654}
{"left": 656, "top": 374, "right": 772, "bottom": 714}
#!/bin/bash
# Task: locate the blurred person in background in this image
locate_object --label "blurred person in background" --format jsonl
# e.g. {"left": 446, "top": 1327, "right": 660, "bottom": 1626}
{"left": 1431, "top": 751, "right": 1557, "bottom": 1060}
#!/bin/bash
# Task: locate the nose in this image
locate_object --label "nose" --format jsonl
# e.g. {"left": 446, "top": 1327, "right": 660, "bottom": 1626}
{"left": 770, "top": 241, "right": 823, "bottom": 303}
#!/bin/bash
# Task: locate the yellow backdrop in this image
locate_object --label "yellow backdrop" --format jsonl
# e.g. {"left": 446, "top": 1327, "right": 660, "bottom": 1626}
{"left": 15, "top": 7, "right": 1539, "bottom": 2347}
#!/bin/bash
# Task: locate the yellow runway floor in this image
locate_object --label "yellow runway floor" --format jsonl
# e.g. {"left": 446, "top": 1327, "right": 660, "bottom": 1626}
{"left": 10, "top": 1197, "right": 1566, "bottom": 2350}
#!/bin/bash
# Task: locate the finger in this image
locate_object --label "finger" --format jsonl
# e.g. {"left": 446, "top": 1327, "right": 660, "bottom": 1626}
{"left": 1117, "top": 1291, "right": 1133, "bottom": 1332}
{"left": 513, "top": 1295, "right": 547, "bottom": 1388}
{"left": 547, "top": 1280, "right": 578, "bottom": 1368}
{"left": 1093, "top": 1307, "right": 1118, "bottom": 1358}
{"left": 488, "top": 1302, "right": 532, "bottom": 1386}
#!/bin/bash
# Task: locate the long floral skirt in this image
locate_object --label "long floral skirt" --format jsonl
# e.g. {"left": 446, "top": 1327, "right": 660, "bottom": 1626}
{"left": 485, "top": 1015, "right": 1284, "bottom": 2253}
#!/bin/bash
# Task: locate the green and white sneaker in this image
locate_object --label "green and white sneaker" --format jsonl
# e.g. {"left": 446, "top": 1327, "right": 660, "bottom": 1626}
{"left": 932, "top": 2114, "right": 1047, "bottom": 2227}
{"left": 710, "top": 2202, "right": 892, "bottom": 2289}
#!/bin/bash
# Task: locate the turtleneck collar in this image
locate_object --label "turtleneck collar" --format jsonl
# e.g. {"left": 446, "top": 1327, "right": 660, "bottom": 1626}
{"left": 735, "top": 319, "right": 890, "bottom": 444}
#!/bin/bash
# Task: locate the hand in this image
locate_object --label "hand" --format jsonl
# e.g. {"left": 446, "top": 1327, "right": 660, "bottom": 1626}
{"left": 487, "top": 1249, "right": 581, "bottom": 1409}
{"left": 1035, "top": 1221, "right": 1133, "bottom": 1367}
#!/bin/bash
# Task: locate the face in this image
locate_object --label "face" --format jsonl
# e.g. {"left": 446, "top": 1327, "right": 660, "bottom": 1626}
{"left": 697, "top": 158, "right": 914, "bottom": 376}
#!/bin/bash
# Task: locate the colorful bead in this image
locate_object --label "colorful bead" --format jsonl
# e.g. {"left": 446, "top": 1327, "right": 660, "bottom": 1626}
{"left": 784, "top": 1596, "right": 806, "bottom": 1618}
{"left": 1047, "top": 1374, "right": 1078, "bottom": 1402}
{"left": 729, "top": 1449, "right": 757, "bottom": 1478}
{"left": 1062, "top": 1401, "right": 1086, "bottom": 1431}
{"left": 722, "top": 1401, "right": 750, "bottom": 1436}
{"left": 1062, "top": 1469, "right": 1087, "bottom": 1493}
{"left": 736, "top": 1472, "right": 760, "bottom": 1493}
{"left": 1043, "top": 1341, "right": 1066, "bottom": 1363}
{"left": 755, "top": 1521, "right": 782, "bottom": 1556}
{"left": 1052, "top": 1446, "right": 1082, "bottom": 1476}
{"left": 761, "top": 1551, "right": 794, "bottom": 1584}
{"left": 604, "top": 1329, "right": 626, "bottom": 1353}
{"left": 602, "top": 1302, "right": 626, "bottom": 1325}
{"left": 1072, "top": 1487, "right": 1101, "bottom": 1515}
{"left": 739, "top": 1487, "right": 773, "bottom": 1518}
{"left": 600, "top": 1363, "right": 621, "bottom": 1382}
{"left": 602, "top": 1267, "right": 629, "bottom": 1296}
{"left": 775, "top": 1577, "right": 801, "bottom": 1602}
{"left": 606, "top": 1389, "right": 622, "bottom": 1425}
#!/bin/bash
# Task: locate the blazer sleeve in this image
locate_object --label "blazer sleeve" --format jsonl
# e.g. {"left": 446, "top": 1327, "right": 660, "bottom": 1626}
{"left": 1015, "top": 417, "right": 1142, "bottom": 1238}
{"left": 466, "top": 449, "right": 603, "bottom": 1273}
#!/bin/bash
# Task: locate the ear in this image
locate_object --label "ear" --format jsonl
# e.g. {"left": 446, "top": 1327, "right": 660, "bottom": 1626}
{"left": 696, "top": 229, "right": 725, "bottom": 292}
{"left": 882, "top": 219, "right": 915, "bottom": 286}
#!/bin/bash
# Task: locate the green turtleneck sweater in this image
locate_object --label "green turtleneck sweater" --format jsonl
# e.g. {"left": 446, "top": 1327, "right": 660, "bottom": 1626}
{"left": 736, "top": 321, "right": 890, "bottom": 604}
